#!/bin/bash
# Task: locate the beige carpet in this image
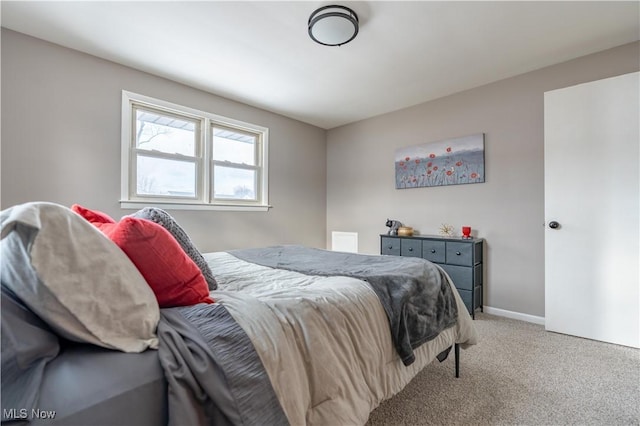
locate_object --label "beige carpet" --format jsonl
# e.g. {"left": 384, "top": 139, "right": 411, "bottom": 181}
{"left": 367, "top": 313, "right": 640, "bottom": 426}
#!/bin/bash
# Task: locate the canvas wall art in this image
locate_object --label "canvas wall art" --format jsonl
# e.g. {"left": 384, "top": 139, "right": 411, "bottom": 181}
{"left": 395, "top": 133, "right": 485, "bottom": 189}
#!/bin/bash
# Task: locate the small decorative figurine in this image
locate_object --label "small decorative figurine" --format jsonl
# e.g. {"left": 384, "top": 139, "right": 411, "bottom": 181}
{"left": 385, "top": 219, "right": 403, "bottom": 235}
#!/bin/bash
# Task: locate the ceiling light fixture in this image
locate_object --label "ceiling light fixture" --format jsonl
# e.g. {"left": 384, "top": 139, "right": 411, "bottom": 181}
{"left": 308, "top": 5, "right": 359, "bottom": 47}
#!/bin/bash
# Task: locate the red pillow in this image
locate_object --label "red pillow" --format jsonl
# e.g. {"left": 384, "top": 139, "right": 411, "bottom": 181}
{"left": 72, "top": 205, "right": 213, "bottom": 308}
{"left": 71, "top": 204, "right": 116, "bottom": 224}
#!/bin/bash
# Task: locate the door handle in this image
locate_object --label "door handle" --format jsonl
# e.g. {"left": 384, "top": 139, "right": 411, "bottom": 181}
{"left": 548, "top": 221, "right": 560, "bottom": 229}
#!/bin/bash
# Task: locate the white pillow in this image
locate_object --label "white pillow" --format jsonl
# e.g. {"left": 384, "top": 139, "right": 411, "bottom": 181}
{"left": 0, "top": 202, "right": 159, "bottom": 352}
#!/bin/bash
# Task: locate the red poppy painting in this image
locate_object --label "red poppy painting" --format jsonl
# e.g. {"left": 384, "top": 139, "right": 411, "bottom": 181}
{"left": 395, "top": 133, "right": 485, "bottom": 188}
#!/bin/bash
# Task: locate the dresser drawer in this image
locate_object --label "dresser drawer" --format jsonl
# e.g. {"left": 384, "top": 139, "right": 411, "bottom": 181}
{"left": 401, "top": 239, "right": 422, "bottom": 257}
{"left": 446, "top": 242, "right": 473, "bottom": 266}
{"left": 381, "top": 237, "right": 400, "bottom": 256}
{"left": 422, "top": 240, "right": 445, "bottom": 263}
{"left": 441, "top": 264, "right": 473, "bottom": 291}
{"left": 457, "top": 289, "right": 473, "bottom": 314}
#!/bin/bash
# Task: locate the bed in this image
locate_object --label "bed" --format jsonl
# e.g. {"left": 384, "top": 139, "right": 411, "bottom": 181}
{"left": 1, "top": 202, "right": 478, "bottom": 426}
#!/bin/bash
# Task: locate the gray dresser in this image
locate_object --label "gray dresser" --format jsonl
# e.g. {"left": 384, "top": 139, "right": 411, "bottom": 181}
{"left": 380, "top": 234, "right": 483, "bottom": 318}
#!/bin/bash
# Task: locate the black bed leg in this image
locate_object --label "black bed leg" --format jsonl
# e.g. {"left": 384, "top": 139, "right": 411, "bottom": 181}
{"left": 454, "top": 343, "right": 460, "bottom": 378}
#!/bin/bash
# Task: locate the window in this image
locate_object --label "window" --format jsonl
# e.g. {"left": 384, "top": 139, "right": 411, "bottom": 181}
{"left": 121, "top": 91, "right": 269, "bottom": 211}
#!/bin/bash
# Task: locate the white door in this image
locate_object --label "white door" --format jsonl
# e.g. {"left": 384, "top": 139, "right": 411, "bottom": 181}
{"left": 544, "top": 72, "right": 639, "bottom": 348}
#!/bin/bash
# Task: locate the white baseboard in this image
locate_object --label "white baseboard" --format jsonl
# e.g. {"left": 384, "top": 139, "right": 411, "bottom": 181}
{"left": 483, "top": 306, "right": 545, "bottom": 325}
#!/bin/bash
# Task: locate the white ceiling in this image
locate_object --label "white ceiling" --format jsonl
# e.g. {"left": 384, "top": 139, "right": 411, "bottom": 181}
{"left": 2, "top": 1, "right": 638, "bottom": 129}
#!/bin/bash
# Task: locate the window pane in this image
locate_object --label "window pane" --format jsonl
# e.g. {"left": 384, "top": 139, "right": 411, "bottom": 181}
{"left": 136, "top": 108, "right": 196, "bottom": 157}
{"left": 137, "top": 156, "right": 196, "bottom": 197}
{"left": 213, "top": 166, "right": 256, "bottom": 200}
{"left": 212, "top": 127, "right": 256, "bottom": 165}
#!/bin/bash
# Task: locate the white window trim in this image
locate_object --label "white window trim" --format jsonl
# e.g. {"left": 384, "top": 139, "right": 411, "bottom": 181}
{"left": 120, "top": 91, "right": 270, "bottom": 211}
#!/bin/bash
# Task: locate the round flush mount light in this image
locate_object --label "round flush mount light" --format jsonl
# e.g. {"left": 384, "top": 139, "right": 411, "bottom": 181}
{"left": 308, "top": 5, "right": 359, "bottom": 47}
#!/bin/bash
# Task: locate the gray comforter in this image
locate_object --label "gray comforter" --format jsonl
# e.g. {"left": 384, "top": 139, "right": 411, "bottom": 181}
{"left": 157, "top": 304, "right": 287, "bottom": 426}
{"left": 230, "top": 245, "right": 458, "bottom": 366}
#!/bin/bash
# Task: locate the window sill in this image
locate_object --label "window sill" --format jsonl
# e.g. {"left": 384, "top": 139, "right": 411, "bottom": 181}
{"left": 120, "top": 200, "right": 271, "bottom": 212}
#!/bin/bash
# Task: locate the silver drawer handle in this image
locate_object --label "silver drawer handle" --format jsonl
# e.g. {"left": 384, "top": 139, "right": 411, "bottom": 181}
{"left": 431, "top": 249, "right": 436, "bottom": 253}
{"left": 388, "top": 246, "right": 393, "bottom": 249}
{"left": 456, "top": 251, "right": 461, "bottom": 255}
{"left": 408, "top": 247, "right": 413, "bottom": 251}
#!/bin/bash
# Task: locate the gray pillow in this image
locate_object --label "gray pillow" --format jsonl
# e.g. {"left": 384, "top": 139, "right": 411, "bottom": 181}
{"left": 131, "top": 208, "right": 217, "bottom": 290}
{"left": 0, "top": 202, "right": 160, "bottom": 353}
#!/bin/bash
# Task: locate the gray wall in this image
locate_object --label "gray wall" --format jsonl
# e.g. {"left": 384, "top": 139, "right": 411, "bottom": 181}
{"left": 1, "top": 29, "right": 327, "bottom": 252}
{"left": 326, "top": 42, "right": 639, "bottom": 318}
{"left": 3, "top": 28, "right": 638, "bottom": 319}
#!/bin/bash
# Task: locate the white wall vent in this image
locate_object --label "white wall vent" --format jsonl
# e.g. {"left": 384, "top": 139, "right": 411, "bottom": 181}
{"left": 331, "top": 231, "right": 358, "bottom": 253}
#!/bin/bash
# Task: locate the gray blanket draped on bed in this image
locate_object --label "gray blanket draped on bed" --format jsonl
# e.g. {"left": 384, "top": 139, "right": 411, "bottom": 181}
{"left": 229, "top": 245, "right": 458, "bottom": 366}
{"left": 157, "top": 304, "right": 287, "bottom": 426}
